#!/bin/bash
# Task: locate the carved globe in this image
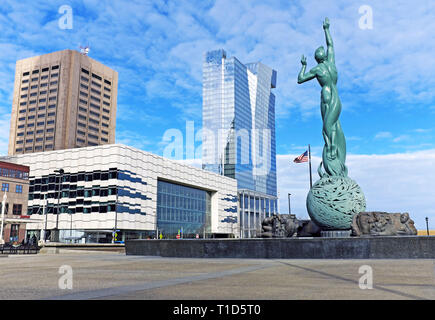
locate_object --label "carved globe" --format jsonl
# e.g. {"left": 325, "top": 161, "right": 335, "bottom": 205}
{"left": 306, "top": 176, "right": 366, "bottom": 230}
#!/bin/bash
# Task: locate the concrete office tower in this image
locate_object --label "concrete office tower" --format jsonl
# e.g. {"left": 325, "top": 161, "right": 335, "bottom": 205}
{"left": 8, "top": 49, "right": 118, "bottom": 155}
{"left": 202, "top": 49, "right": 278, "bottom": 238}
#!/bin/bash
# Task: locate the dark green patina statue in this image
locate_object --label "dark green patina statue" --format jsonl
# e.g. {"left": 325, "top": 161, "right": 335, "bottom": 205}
{"left": 298, "top": 18, "right": 366, "bottom": 231}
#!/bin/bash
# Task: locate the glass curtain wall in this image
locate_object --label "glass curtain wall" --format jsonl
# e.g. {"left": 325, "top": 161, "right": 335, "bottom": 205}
{"left": 157, "top": 180, "right": 211, "bottom": 238}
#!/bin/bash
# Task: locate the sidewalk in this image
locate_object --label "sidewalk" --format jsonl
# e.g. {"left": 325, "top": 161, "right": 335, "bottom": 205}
{"left": 0, "top": 251, "right": 433, "bottom": 300}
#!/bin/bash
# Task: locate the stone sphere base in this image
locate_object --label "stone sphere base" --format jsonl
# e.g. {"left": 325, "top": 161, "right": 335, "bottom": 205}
{"left": 307, "top": 176, "right": 366, "bottom": 230}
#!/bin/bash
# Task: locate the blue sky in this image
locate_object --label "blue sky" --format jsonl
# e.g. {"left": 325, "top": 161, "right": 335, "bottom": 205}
{"left": 0, "top": 0, "right": 434, "bottom": 228}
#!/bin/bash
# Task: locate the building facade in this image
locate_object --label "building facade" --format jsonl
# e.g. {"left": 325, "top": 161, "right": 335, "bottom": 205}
{"left": 0, "top": 161, "right": 39, "bottom": 243}
{"left": 2, "top": 144, "right": 238, "bottom": 243}
{"left": 8, "top": 49, "right": 118, "bottom": 156}
{"left": 202, "top": 49, "right": 278, "bottom": 238}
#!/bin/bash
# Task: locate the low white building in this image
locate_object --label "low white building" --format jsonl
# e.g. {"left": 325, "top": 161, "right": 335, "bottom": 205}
{"left": 2, "top": 144, "right": 239, "bottom": 243}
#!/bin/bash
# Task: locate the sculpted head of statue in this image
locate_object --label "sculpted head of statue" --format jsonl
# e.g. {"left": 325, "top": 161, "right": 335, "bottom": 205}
{"left": 315, "top": 46, "right": 326, "bottom": 63}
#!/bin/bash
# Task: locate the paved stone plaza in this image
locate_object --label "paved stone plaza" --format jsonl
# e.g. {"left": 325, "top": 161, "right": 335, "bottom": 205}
{"left": 0, "top": 250, "right": 434, "bottom": 300}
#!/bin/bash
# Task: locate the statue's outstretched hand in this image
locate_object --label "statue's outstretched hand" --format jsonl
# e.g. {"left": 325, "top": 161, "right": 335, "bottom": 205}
{"left": 323, "top": 17, "right": 330, "bottom": 29}
{"left": 301, "top": 55, "right": 307, "bottom": 66}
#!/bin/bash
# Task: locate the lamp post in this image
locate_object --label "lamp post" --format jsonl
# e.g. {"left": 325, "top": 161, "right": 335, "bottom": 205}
{"left": 288, "top": 193, "right": 291, "bottom": 215}
{"left": 426, "top": 217, "right": 429, "bottom": 236}
{"left": 0, "top": 193, "right": 7, "bottom": 245}
{"left": 40, "top": 193, "right": 47, "bottom": 243}
{"left": 52, "top": 168, "right": 64, "bottom": 242}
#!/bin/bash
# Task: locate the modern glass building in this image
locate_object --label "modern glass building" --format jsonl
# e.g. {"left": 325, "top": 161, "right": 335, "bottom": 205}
{"left": 202, "top": 49, "right": 278, "bottom": 238}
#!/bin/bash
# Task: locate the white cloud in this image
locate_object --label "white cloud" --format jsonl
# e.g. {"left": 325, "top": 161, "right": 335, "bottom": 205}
{"left": 375, "top": 131, "right": 393, "bottom": 139}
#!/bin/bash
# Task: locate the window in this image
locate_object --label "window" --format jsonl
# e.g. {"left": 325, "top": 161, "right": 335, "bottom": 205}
{"left": 81, "top": 68, "right": 89, "bottom": 75}
{"left": 90, "top": 103, "right": 100, "bottom": 110}
{"left": 32, "top": 69, "right": 39, "bottom": 74}
{"left": 92, "top": 73, "right": 102, "bottom": 81}
{"left": 104, "top": 79, "right": 111, "bottom": 85}
{"left": 92, "top": 81, "right": 101, "bottom": 88}
{"left": 91, "top": 88, "right": 100, "bottom": 95}
{"left": 13, "top": 204, "right": 22, "bottom": 215}
{"left": 2, "top": 183, "right": 9, "bottom": 192}
{"left": 15, "top": 185, "right": 23, "bottom": 193}
{"left": 42, "top": 67, "right": 49, "bottom": 72}
{"left": 51, "top": 65, "right": 59, "bottom": 70}
{"left": 23, "top": 72, "right": 30, "bottom": 76}
{"left": 9, "top": 224, "right": 19, "bottom": 242}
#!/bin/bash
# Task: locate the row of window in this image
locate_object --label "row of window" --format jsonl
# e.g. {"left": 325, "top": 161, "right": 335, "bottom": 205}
{"left": 15, "top": 145, "right": 53, "bottom": 153}
{"left": 0, "top": 168, "right": 29, "bottom": 180}
{"left": 22, "top": 65, "right": 59, "bottom": 77}
{"left": 17, "top": 127, "right": 54, "bottom": 137}
{"left": 22, "top": 73, "right": 58, "bottom": 84}
{"left": 21, "top": 88, "right": 57, "bottom": 99}
{"left": 1, "top": 183, "right": 23, "bottom": 193}
{"left": 21, "top": 81, "right": 58, "bottom": 91}
{"left": 0, "top": 203, "right": 23, "bottom": 215}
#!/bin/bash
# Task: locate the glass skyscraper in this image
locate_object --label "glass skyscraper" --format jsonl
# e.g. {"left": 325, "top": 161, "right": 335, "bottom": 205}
{"left": 202, "top": 49, "right": 278, "bottom": 238}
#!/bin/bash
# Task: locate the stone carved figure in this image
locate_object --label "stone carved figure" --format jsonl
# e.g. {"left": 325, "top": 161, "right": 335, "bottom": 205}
{"left": 351, "top": 212, "right": 417, "bottom": 236}
{"left": 260, "top": 214, "right": 298, "bottom": 238}
{"left": 298, "top": 18, "right": 366, "bottom": 230}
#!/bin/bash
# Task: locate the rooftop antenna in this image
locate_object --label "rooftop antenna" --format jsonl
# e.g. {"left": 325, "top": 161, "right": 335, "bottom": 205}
{"left": 79, "top": 44, "right": 90, "bottom": 56}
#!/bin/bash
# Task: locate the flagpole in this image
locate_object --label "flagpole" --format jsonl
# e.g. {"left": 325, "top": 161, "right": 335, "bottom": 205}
{"left": 308, "top": 144, "right": 313, "bottom": 189}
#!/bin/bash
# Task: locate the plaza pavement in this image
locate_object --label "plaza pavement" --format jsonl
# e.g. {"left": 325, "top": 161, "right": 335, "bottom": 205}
{"left": 0, "top": 250, "right": 434, "bottom": 300}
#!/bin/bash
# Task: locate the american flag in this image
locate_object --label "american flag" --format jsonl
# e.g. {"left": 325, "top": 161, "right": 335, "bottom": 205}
{"left": 293, "top": 150, "right": 308, "bottom": 163}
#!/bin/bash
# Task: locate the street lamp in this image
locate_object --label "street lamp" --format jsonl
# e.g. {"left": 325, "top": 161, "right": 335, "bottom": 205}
{"left": 0, "top": 193, "right": 7, "bottom": 245}
{"left": 426, "top": 217, "right": 429, "bottom": 236}
{"left": 52, "top": 168, "right": 64, "bottom": 242}
{"left": 288, "top": 193, "right": 291, "bottom": 215}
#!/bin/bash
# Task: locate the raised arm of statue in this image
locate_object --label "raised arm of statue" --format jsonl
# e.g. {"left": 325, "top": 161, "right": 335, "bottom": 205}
{"left": 297, "top": 55, "right": 317, "bottom": 84}
{"left": 323, "top": 17, "right": 334, "bottom": 64}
